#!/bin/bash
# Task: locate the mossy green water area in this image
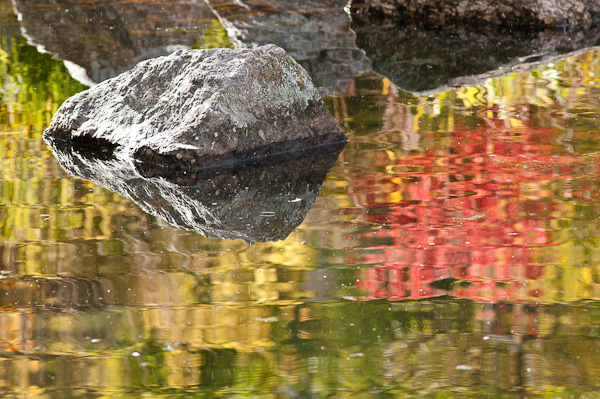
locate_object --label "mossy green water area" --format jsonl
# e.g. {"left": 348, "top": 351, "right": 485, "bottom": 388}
{"left": 4, "top": 0, "right": 600, "bottom": 397}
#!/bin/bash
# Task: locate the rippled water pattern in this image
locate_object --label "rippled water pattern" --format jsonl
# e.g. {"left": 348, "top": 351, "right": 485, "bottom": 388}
{"left": 4, "top": 1, "right": 600, "bottom": 397}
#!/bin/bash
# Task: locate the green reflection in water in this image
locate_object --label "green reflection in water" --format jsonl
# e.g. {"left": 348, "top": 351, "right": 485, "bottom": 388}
{"left": 0, "top": 17, "right": 87, "bottom": 133}
{"left": 4, "top": 0, "right": 600, "bottom": 397}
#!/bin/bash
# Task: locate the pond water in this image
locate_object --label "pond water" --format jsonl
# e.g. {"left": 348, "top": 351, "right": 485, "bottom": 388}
{"left": 3, "top": 0, "right": 600, "bottom": 397}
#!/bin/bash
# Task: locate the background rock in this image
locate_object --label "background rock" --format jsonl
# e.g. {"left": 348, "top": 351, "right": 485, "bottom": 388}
{"left": 350, "top": 0, "right": 600, "bottom": 30}
{"left": 12, "top": 0, "right": 214, "bottom": 85}
{"left": 206, "top": 0, "right": 372, "bottom": 95}
{"left": 11, "top": 0, "right": 372, "bottom": 94}
{"left": 43, "top": 45, "right": 346, "bottom": 168}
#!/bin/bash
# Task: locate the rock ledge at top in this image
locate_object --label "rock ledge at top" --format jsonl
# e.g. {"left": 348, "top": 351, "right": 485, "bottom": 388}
{"left": 351, "top": 0, "right": 600, "bottom": 30}
{"left": 43, "top": 45, "right": 346, "bottom": 169}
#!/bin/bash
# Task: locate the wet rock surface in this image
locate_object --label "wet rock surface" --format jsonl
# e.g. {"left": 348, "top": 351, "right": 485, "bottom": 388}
{"left": 207, "top": 0, "right": 372, "bottom": 95}
{"left": 43, "top": 45, "right": 346, "bottom": 168}
{"left": 350, "top": 0, "right": 600, "bottom": 30}
{"left": 47, "top": 139, "right": 345, "bottom": 243}
{"left": 353, "top": 23, "right": 600, "bottom": 94}
{"left": 12, "top": 0, "right": 214, "bottom": 85}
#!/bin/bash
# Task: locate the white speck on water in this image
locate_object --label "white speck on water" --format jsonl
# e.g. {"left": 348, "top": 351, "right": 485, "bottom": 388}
{"left": 288, "top": 198, "right": 302, "bottom": 203}
{"left": 252, "top": 316, "right": 278, "bottom": 322}
{"left": 132, "top": 352, "right": 140, "bottom": 357}
{"left": 349, "top": 353, "right": 364, "bottom": 358}
{"left": 456, "top": 365, "right": 473, "bottom": 371}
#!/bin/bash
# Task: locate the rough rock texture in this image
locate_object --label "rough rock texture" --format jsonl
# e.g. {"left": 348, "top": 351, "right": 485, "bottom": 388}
{"left": 43, "top": 45, "right": 346, "bottom": 168}
{"left": 12, "top": 0, "right": 213, "bottom": 85}
{"left": 46, "top": 139, "right": 345, "bottom": 243}
{"left": 350, "top": 0, "right": 600, "bottom": 30}
{"left": 207, "top": 0, "right": 372, "bottom": 94}
{"left": 353, "top": 22, "right": 600, "bottom": 94}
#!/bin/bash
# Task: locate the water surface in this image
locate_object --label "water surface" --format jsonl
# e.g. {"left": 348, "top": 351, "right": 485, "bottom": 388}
{"left": 3, "top": 1, "right": 600, "bottom": 397}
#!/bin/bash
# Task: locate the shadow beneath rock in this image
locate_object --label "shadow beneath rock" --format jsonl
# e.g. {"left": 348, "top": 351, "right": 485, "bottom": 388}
{"left": 46, "top": 138, "right": 346, "bottom": 243}
{"left": 352, "top": 21, "right": 600, "bottom": 95}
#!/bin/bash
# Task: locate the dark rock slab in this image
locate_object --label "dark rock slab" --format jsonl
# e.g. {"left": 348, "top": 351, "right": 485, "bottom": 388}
{"left": 43, "top": 45, "right": 346, "bottom": 168}
{"left": 350, "top": 0, "right": 600, "bottom": 31}
{"left": 12, "top": 0, "right": 214, "bottom": 85}
{"left": 352, "top": 22, "right": 600, "bottom": 95}
{"left": 207, "top": 0, "right": 372, "bottom": 94}
{"left": 46, "top": 138, "right": 345, "bottom": 243}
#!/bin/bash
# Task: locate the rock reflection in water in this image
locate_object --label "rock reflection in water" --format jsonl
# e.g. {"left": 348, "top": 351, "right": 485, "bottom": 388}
{"left": 12, "top": 0, "right": 214, "bottom": 84}
{"left": 45, "top": 139, "right": 345, "bottom": 243}
{"left": 352, "top": 21, "right": 600, "bottom": 94}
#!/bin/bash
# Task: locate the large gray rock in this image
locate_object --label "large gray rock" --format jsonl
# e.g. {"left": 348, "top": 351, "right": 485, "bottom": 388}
{"left": 11, "top": 0, "right": 214, "bottom": 85}
{"left": 350, "top": 0, "right": 600, "bottom": 30}
{"left": 207, "top": 0, "right": 372, "bottom": 95}
{"left": 43, "top": 45, "right": 346, "bottom": 169}
{"left": 46, "top": 138, "right": 345, "bottom": 243}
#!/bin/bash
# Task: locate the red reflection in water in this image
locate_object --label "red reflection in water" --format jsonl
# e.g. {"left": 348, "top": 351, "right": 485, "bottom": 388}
{"left": 348, "top": 123, "right": 600, "bottom": 302}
